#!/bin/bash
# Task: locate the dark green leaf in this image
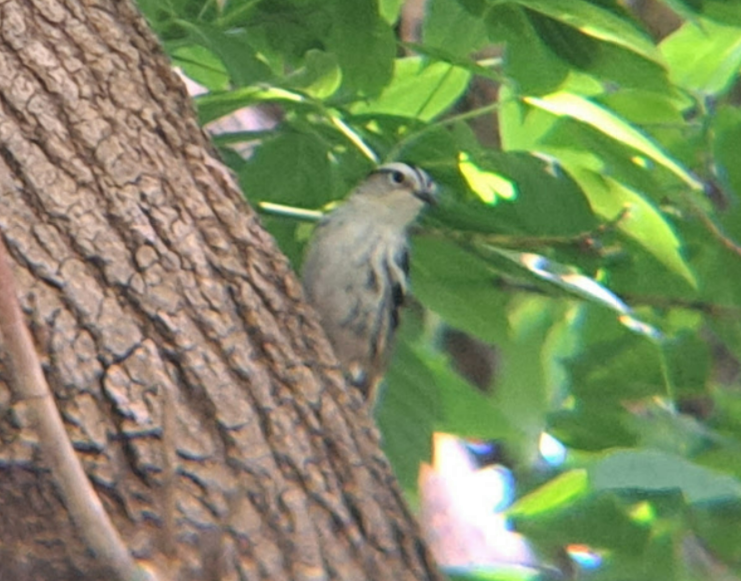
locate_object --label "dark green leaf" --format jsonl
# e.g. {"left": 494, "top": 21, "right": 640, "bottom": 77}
{"left": 327, "top": 0, "right": 396, "bottom": 96}
{"left": 424, "top": 0, "right": 490, "bottom": 56}
{"left": 238, "top": 131, "right": 333, "bottom": 207}
{"left": 509, "top": 0, "right": 660, "bottom": 63}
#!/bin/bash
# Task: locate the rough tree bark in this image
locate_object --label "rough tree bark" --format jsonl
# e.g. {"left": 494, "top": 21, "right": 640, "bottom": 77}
{"left": 0, "top": 1, "right": 441, "bottom": 579}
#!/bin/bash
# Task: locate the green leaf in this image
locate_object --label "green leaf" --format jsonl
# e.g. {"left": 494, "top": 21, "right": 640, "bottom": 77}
{"left": 444, "top": 565, "right": 542, "bottom": 581}
{"left": 437, "top": 152, "right": 597, "bottom": 237}
{"left": 591, "top": 449, "right": 741, "bottom": 503}
{"left": 663, "top": 0, "right": 741, "bottom": 27}
{"left": 423, "top": 0, "right": 489, "bottom": 56}
{"left": 492, "top": 297, "right": 561, "bottom": 454}
{"left": 661, "top": 17, "right": 741, "bottom": 95}
{"left": 520, "top": 9, "right": 672, "bottom": 93}
{"left": 412, "top": 237, "right": 510, "bottom": 345}
{"left": 692, "top": 502, "right": 741, "bottom": 566}
{"left": 327, "top": 0, "right": 396, "bottom": 96}
{"left": 177, "top": 24, "right": 273, "bottom": 88}
{"left": 284, "top": 49, "right": 342, "bottom": 99}
{"left": 378, "top": 338, "right": 437, "bottom": 493}
{"left": 566, "top": 306, "right": 667, "bottom": 402}
{"left": 196, "top": 86, "right": 305, "bottom": 125}
{"left": 458, "top": 152, "right": 517, "bottom": 204}
{"left": 597, "top": 89, "right": 685, "bottom": 126}
{"left": 712, "top": 107, "right": 741, "bottom": 240}
{"left": 524, "top": 92, "right": 703, "bottom": 190}
{"left": 627, "top": 401, "right": 713, "bottom": 456}
{"left": 511, "top": 488, "right": 651, "bottom": 555}
{"left": 507, "top": 0, "right": 662, "bottom": 64}
{"left": 236, "top": 3, "right": 328, "bottom": 72}
{"left": 499, "top": 85, "right": 561, "bottom": 151}
{"left": 171, "top": 44, "right": 229, "bottom": 92}
{"left": 569, "top": 169, "right": 697, "bottom": 287}
{"left": 662, "top": 332, "right": 710, "bottom": 397}
{"left": 351, "top": 57, "right": 471, "bottom": 121}
{"left": 379, "top": 0, "right": 405, "bottom": 24}
{"left": 427, "top": 349, "right": 513, "bottom": 440}
{"left": 509, "top": 470, "right": 589, "bottom": 518}
{"left": 488, "top": 248, "right": 662, "bottom": 340}
{"left": 238, "top": 131, "right": 332, "bottom": 207}
{"left": 488, "top": 4, "right": 570, "bottom": 94}
{"left": 550, "top": 404, "right": 640, "bottom": 451}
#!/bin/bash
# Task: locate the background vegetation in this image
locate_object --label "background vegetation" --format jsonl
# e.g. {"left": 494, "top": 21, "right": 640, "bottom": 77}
{"left": 138, "top": 0, "right": 741, "bottom": 578}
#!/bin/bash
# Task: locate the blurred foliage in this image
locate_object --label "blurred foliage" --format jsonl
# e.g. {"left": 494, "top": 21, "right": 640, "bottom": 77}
{"left": 138, "top": 0, "right": 741, "bottom": 579}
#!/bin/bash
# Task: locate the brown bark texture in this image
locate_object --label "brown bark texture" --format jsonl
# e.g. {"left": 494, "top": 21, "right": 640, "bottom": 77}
{"left": 0, "top": 1, "right": 441, "bottom": 579}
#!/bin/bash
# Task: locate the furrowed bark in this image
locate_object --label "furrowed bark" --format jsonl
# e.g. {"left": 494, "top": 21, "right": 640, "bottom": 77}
{"left": 0, "top": 1, "right": 440, "bottom": 579}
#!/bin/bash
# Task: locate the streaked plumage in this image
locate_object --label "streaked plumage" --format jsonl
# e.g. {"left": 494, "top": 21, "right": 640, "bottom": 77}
{"left": 302, "top": 163, "right": 436, "bottom": 402}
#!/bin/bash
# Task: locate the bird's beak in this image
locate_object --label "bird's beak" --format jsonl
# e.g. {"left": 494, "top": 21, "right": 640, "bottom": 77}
{"left": 414, "top": 188, "right": 438, "bottom": 206}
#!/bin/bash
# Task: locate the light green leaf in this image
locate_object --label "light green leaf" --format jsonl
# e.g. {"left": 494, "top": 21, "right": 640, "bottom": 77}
{"left": 570, "top": 169, "right": 697, "bottom": 287}
{"left": 458, "top": 152, "right": 518, "bottom": 205}
{"left": 509, "top": 470, "right": 589, "bottom": 518}
{"left": 598, "top": 89, "right": 686, "bottom": 126}
{"left": 284, "top": 50, "right": 341, "bottom": 100}
{"left": 379, "top": 0, "right": 405, "bottom": 24}
{"left": 524, "top": 92, "right": 702, "bottom": 190}
{"left": 489, "top": 297, "right": 557, "bottom": 460}
{"left": 444, "top": 565, "right": 542, "bottom": 581}
{"left": 351, "top": 57, "right": 471, "bottom": 121}
{"left": 661, "top": 18, "right": 741, "bottom": 95}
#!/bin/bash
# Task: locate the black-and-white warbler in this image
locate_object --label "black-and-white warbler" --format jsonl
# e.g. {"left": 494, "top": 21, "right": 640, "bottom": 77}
{"left": 302, "top": 163, "right": 436, "bottom": 403}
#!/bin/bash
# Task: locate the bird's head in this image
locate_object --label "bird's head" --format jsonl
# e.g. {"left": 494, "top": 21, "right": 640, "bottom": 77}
{"left": 349, "top": 162, "right": 437, "bottom": 227}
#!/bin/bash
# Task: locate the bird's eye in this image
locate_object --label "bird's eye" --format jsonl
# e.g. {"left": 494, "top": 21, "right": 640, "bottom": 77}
{"left": 389, "top": 170, "right": 405, "bottom": 185}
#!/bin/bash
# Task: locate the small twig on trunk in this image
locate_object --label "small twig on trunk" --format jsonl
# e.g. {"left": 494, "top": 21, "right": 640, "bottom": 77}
{"left": 0, "top": 234, "right": 159, "bottom": 581}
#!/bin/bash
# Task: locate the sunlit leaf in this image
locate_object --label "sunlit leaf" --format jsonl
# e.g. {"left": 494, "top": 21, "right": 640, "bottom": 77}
{"left": 509, "top": 470, "right": 589, "bottom": 518}
{"left": 662, "top": 17, "right": 741, "bottom": 96}
{"left": 569, "top": 169, "right": 697, "bottom": 287}
{"left": 458, "top": 152, "right": 518, "bottom": 205}
{"left": 444, "top": 564, "right": 543, "bottom": 581}
{"left": 351, "top": 57, "right": 471, "bottom": 121}
{"left": 284, "top": 49, "right": 342, "bottom": 99}
{"left": 524, "top": 92, "right": 702, "bottom": 190}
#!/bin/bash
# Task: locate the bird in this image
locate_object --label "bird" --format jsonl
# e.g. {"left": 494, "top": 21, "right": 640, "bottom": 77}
{"left": 302, "top": 162, "right": 437, "bottom": 404}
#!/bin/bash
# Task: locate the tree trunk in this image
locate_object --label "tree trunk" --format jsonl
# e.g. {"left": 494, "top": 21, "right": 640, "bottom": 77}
{"left": 0, "top": 1, "right": 440, "bottom": 579}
